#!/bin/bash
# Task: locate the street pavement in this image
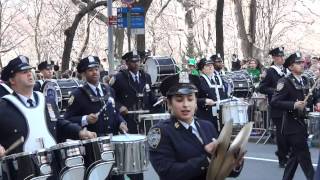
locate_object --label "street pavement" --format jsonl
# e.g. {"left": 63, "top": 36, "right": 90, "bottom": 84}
{"left": 142, "top": 142, "right": 319, "bottom": 180}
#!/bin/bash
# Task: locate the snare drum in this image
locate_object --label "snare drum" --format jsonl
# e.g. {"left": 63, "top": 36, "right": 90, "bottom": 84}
{"left": 111, "top": 134, "right": 149, "bottom": 175}
{"left": 308, "top": 112, "right": 320, "bottom": 136}
{"left": 81, "top": 136, "right": 114, "bottom": 180}
{"left": 49, "top": 141, "right": 85, "bottom": 180}
{"left": 144, "top": 56, "right": 178, "bottom": 86}
{"left": 222, "top": 101, "right": 249, "bottom": 125}
{"left": 1, "top": 151, "right": 53, "bottom": 180}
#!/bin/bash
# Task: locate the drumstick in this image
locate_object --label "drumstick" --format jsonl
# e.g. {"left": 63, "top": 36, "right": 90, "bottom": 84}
{"left": 96, "top": 103, "right": 107, "bottom": 116}
{"left": 4, "top": 136, "right": 24, "bottom": 156}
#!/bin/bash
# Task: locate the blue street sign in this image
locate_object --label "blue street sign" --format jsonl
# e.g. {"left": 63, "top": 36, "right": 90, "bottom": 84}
{"left": 117, "top": 7, "right": 145, "bottom": 28}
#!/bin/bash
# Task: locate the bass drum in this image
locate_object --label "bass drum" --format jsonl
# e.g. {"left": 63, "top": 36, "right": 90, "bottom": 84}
{"left": 42, "top": 79, "right": 81, "bottom": 111}
{"left": 144, "top": 56, "right": 179, "bottom": 86}
{"left": 225, "top": 71, "right": 254, "bottom": 98}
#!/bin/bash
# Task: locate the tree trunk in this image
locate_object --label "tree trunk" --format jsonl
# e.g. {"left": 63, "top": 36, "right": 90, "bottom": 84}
{"left": 77, "top": 14, "right": 91, "bottom": 60}
{"left": 248, "top": 0, "right": 257, "bottom": 57}
{"left": 61, "top": 1, "right": 108, "bottom": 72}
{"left": 232, "top": 0, "right": 250, "bottom": 58}
{"left": 114, "top": 28, "right": 124, "bottom": 59}
{"left": 216, "top": 0, "right": 224, "bottom": 60}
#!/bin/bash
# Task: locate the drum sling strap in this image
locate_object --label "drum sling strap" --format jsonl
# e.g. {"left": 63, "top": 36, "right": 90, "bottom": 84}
{"left": 80, "top": 84, "right": 110, "bottom": 103}
{"left": 2, "top": 92, "right": 56, "bottom": 152}
{"left": 0, "top": 83, "right": 13, "bottom": 94}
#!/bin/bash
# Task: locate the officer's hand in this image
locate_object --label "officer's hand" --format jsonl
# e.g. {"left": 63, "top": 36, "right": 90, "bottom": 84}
{"left": 119, "top": 122, "right": 128, "bottom": 133}
{"left": 119, "top": 106, "right": 128, "bottom": 115}
{"left": 294, "top": 101, "right": 306, "bottom": 111}
{"left": 205, "top": 99, "right": 215, "bottom": 106}
{"left": 86, "top": 113, "right": 98, "bottom": 124}
{"left": 0, "top": 144, "right": 6, "bottom": 157}
{"left": 79, "top": 128, "right": 97, "bottom": 140}
{"left": 204, "top": 139, "right": 218, "bottom": 155}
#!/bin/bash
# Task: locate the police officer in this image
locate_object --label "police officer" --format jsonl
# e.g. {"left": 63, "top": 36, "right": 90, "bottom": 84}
{"left": 64, "top": 55, "right": 128, "bottom": 136}
{"left": 34, "top": 60, "right": 54, "bottom": 91}
{"left": 259, "top": 47, "right": 289, "bottom": 167}
{"left": 111, "top": 51, "right": 158, "bottom": 180}
{"left": 271, "top": 52, "right": 319, "bottom": 180}
{"left": 210, "top": 53, "right": 228, "bottom": 99}
{"left": 196, "top": 58, "right": 219, "bottom": 130}
{"left": 148, "top": 72, "right": 244, "bottom": 180}
{"left": 0, "top": 55, "right": 96, "bottom": 157}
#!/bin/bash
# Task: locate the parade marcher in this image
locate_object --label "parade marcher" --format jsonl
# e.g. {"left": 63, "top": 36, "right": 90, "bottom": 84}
{"left": 111, "top": 51, "right": 159, "bottom": 180}
{"left": 0, "top": 55, "right": 96, "bottom": 158}
{"left": 196, "top": 58, "right": 219, "bottom": 130}
{"left": 34, "top": 60, "right": 54, "bottom": 91}
{"left": 258, "top": 47, "right": 289, "bottom": 168}
{"left": 271, "top": 52, "right": 318, "bottom": 180}
{"left": 210, "top": 53, "right": 228, "bottom": 99}
{"left": 64, "top": 55, "right": 128, "bottom": 136}
{"left": 148, "top": 72, "right": 244, "bottom": 180}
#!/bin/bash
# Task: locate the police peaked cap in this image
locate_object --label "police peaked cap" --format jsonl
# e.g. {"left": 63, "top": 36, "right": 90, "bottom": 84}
{"left": 160, "top": 73, "right": 201, "bottom": 97}
{"left": 283, "top": 52, "right": 303, "bottom": 68}
{"left": 1, "top": 55, "right": 32, "bottom": 81}
{"left": 122, "top": 51, "right": 142, "bottom": 62}
{"left": 197, "top": 58, "right": 214, "bottom": 70}
{"left": 38, "top": 60, "right": 54, "bottom": 71}
{"left": 269, "top": 47, "right": 285, "bottom": 57}
{"left": 77, "top": 55, "right": 100, "bottom": 73}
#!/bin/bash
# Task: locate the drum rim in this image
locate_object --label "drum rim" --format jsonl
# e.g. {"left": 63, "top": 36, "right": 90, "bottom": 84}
{"left": 111, "top": 134, "right": 147, "bottom": 142}
{"left": 49, "top": 141, "right": 81, "bottom": 150}
{"left": 82, "top": 136, "right": 110, "bottom": 144}
{"left": 308, "top": 112, "right": 320, "bottom": 116}
{"left": 1, "top": 151, "right": 35, "bottom": 160}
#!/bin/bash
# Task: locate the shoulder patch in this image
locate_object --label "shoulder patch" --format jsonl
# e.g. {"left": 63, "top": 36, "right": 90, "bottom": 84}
{"left": 109, "top": 76, "right": 115, "bottom": 86}
{"left": 147, "top": 128, "right": 161, "bottom": 149}
{"left": 68, "top": 95, "right": 75, "bottom": 106}
{"left": 276, "top": 81, "right": 284, "bottom": 91}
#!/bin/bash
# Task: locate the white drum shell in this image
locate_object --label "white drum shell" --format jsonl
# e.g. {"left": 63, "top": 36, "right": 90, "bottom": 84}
{"left": 222, "top": 101, "right": 248, "bottom": 125}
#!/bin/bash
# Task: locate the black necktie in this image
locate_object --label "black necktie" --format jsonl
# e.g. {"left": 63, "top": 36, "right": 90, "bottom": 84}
{"left": 187, "top": 126, "right": 193, "bottom": 134}
{"left": 96, "top": 87, "right": 101, "bottom": 97}
{"left": 134, "top": 75, "right": 140, "bottom": 90}
{"left": 27, "top": 99, "right": 34, "bottom": 107}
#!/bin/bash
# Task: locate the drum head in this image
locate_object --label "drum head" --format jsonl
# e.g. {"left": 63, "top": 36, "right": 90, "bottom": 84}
{"left": 111, "top": 134, "right": 146, "bottom": 142}
{"left": 145, "top": 58, "right": 158, "bottom": 84}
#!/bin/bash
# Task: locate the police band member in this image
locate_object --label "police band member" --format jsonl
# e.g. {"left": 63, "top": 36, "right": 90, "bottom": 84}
{"left": 259, "top": 47, "right": 289, "bottom": 168}
{"left": 148, "top": 72, "right": 244, "bottom": 180}
{"left": 210, "top": 53, "right": 228, "bottom": 100}
{"left": 64, "top": 55, "right": 128, "bottom": 136}
{"left": 196, "top": 58, "right": 219, "bottom": 130}
{"left": 271, "top": 52, "right": 319, "bottom": 180}
{"left": 111, "top": 51, "right": 158, "bottom": 180}
{"left": 34, "top": 60, "right": 55, "bottom": 91}
{"left": 0, "top": 55, "right": 96, "bottom": 158}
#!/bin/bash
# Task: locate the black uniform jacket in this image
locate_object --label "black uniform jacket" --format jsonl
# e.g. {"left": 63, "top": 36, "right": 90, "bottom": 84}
{"left": 271, "top": 74, "right": 320, "bottom": 135}
{"left": 259, "top": 67, "right": 286, "bottom": 118}
{"left": 149, "top": 117, "right": 242, "bottom": 180}
{"left": 64, "top": 83, "right": 125, "bottom": 136}
{"left": 0, "top": 92, "right": 81, "bottom": 155}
